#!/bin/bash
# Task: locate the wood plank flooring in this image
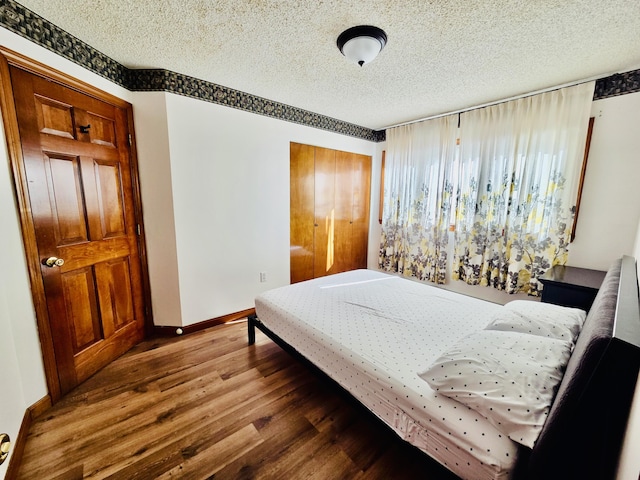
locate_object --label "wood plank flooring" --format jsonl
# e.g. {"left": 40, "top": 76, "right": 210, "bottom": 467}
{"left": 16, "top": 321, "right": 460, "bottom": 480}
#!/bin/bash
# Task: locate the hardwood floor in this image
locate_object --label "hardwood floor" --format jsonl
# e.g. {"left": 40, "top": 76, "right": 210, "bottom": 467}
{"left": 16, "top": 321, "right": 460, "bottom": 479}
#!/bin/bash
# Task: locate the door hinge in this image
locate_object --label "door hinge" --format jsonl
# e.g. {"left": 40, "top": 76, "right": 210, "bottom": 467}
{"left": 128, "top": 134, "right": 132, "bottom": 146}
{"left": 136, "top": 224, "right": 141, "bottom": 236}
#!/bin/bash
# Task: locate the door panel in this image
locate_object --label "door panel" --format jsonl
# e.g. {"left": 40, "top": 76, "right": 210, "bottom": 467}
{"left": 62, "top": 267, "right": 101, "bottom": 353}
{"left": 34, "top": 94, "right": 74, "bottom": 138}
{"left": 10, "top": 64, "right": 145, "bottom": 395}
{"left": 46, "top": 154, "right": 89, "bottom": 245}
{"left": 313, "top": 147, "right": 335, "bottom": 277}
{"left": 289, "top": 142, "right": 315, "bottom": 284}
{"left": 93, "top": 159, "right": 126, "bottom": 238}
{"left": 351, "top": 154, "right": 372, "bottom": 269}
{"left": 85, "top": 111, "right": 117, "bottom": 148}
{"left": 97, "top": 257, "right": 135, "bottom": 334}
{"left": 334, "top": 151, "right": 354, "bottom": 273}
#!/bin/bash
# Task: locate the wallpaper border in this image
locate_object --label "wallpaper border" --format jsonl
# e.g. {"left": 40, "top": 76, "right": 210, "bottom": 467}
{"left": 593, "top": 69, "right": 640, "bottom": 100}
{"left": 1, "top": 0, "right": 638, "bottom": 144}
{"left": 129, "top": 69, "right": 381, "bottom": 141}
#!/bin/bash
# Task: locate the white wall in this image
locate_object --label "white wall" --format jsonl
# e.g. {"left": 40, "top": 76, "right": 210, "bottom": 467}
{"left": 131, "top": 92, "right": 182, "bottom": 327}
{"left": 617, "top": 218, "right": 640, "bottom": 480}
{"left": 158, "top": 93, "right": 377, "bottom": 325}
{"left": 569, "top": 91, "right": 640, "bottom": 270}
{"left": 0, "top": 285, "right": 24, "bottom": 479}
{"left": 368, "top": 142, "right": 385, "bottom": 268}
{"left": 635, "top": 217, "right": 640, "bottom": 263}
{"left": 0, "top": 118, "right": 32, "bottom": 478}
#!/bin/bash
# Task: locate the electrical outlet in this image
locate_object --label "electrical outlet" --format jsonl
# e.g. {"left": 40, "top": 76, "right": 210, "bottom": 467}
{"left": 260, "top": 272, "right": 267, "bottom": 283}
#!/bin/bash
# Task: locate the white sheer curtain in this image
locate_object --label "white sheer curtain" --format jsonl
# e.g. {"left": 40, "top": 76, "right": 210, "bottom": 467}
{"left": 452, "top": 81, "right": 595, "bottom": 295}
{"left": 379, "top": 114, "right": 458, "bottom": 283}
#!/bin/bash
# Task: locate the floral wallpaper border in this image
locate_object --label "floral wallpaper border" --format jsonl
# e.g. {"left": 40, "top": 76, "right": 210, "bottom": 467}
{"left": 1, "top": 0, "right": 638, "bottom": 143}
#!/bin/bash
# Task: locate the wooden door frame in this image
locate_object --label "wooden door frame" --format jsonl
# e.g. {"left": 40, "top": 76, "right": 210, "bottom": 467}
{"left": 0, "top": 47, "right": 153, "bottom": 403}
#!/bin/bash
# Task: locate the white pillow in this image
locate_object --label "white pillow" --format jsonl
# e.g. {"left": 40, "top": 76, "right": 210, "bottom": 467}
{"left": 418, "top": 330, "right": 572, "bottom": 448}
{"left": 486, "top": 300, "right": 586, "bottom": 343}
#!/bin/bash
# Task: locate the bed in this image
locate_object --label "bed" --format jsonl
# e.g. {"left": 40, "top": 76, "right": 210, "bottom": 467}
{"left": 249, "top": 256, "right": 640, "bottom": 480}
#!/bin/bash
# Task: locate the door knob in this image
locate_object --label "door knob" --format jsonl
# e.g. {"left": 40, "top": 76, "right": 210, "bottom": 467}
{"left": 43, "top": 256, "right": 65, "bottom": 268}
{"left": 0, "top": 433, "right": 10, "bottom": 466}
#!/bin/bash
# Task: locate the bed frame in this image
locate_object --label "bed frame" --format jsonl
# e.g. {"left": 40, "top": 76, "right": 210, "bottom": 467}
{"left": 248, "top": 256, "right": 640, "bottom": 480}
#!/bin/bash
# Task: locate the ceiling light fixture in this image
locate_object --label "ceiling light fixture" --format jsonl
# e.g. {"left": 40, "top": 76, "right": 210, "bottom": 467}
{"left": 337, "top": 25, "right": 387, "bottom": 67}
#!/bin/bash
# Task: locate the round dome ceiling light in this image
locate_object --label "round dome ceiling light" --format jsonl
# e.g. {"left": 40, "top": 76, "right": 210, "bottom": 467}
{"left": 337, "top": 25, "right": 388, "bottom": 67}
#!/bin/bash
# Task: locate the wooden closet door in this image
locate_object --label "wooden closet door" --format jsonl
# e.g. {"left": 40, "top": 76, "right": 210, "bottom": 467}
{"left": 313, "top": 147, "right": 336, "bottom": 277}
{"left": 290, "top": 143, "right": 315, "bottom": 283}
{"left": 351, "top": 153, "right": 372, "bottom": 269}
{"left": 334, "top": 151, "right": 354, "bottom": 273}
{"left": 290, "top": 142, "right": 371, "bottom": 283}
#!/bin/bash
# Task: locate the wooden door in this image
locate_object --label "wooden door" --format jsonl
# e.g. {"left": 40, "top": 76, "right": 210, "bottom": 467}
{"left": 313, "top": 147, "right": 336, "bottom": 278}
{"left": 334, "top": 151, "right": 355, "bottom": 273}
{"left": 289, "top": 143, "right": 371, "bottom": 283}
{"left": 350, "top": 153, "right": 372, "bottom": 269}
{"left": 9, "top": 65, "right": 146, "bottom": 395}
{"left": 334, "top": 152, "right": 371, "bottom": 272}
{"left": 289, "top": 143, "right": 315, "bottom": 283}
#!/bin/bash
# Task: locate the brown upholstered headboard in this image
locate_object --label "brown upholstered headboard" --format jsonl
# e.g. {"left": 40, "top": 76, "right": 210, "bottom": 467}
{"left": 526, "top": 256, "right": 640, "bottom": 480}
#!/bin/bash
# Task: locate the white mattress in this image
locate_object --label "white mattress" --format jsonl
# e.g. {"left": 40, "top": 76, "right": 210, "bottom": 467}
{"left": 254, "top": 269, "right": 521, "bottom": 480}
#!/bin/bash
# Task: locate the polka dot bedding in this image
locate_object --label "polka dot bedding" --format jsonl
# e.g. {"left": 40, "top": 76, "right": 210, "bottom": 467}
{"left": 254, "top": 269, "right": 520, "bottom": 480}
{"left": 420, "top": 330, "right": 573, "bottom": 448}
{"left": 494, "top": 300, "right": 586, "bottom": 343}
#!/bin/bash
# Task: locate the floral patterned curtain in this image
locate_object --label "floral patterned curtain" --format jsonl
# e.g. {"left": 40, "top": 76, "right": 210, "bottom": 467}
{"left": 379, "top": 115, "right": 458, "bottom": 283}
{"left": 452, "top": 82, "right": 595, "bottom": 295}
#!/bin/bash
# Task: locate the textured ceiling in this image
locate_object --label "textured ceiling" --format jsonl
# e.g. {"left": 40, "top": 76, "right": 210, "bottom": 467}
{"left": 16, "top": 0, "right": 640, "bottom": 130}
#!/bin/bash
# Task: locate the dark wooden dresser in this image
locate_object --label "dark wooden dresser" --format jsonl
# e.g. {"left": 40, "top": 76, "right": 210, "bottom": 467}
{"left": 539, "top": 265, "right": 607, "bottom": 312}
